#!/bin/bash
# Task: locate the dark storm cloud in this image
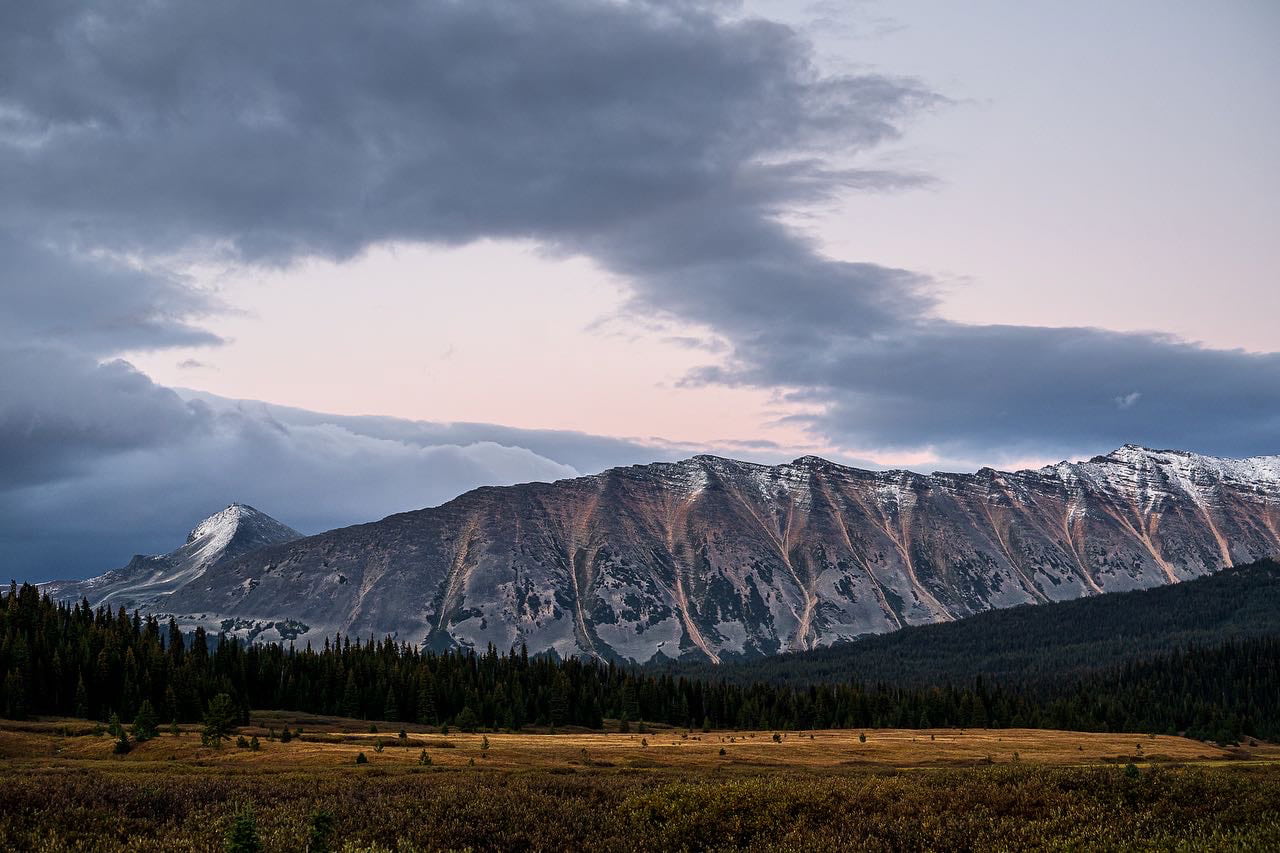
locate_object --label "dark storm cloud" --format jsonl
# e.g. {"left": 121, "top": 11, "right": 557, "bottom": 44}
{"left": 0, "top": 0, "right": 932, "bottom": 259}
{"left": 0, "top": 233, "right": 222, "bottom": 354}
{"left": 697, "top": 321, "right": 1280, "bottom": 461}
{"left": 1, "top": 0, "right": 1277, "bottom": 579}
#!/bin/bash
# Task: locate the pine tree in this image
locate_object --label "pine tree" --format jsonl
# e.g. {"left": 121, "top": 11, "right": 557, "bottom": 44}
{"left": 416, "top": 676, "right": 436, "bottom": 725}
{"left": 549, "top": 675, "right": 570, "bottom": 728}
{"left": 342, "top": 671, "right": 360, "bottom": 719}
{"left": 384, "top": 685, "right": 399, "bottom": 722}
{"left": 202, "top": 694, "right": 237, "bottom": 746}
{"left": 74, "top": 675, "right": 90, "bottom": 719}
{"left": 456, "top": 706, "right": 480, "bottom": 733}
{"left": 132, "top": 700, "right": 159, "bottom": 741}
{"left": 3, "top": 669, "right": 27, "bottom": 719}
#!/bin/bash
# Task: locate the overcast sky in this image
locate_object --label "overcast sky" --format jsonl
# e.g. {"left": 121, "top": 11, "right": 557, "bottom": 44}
{"left": 2, "top": 0, "right": 1277, "bottom": 581}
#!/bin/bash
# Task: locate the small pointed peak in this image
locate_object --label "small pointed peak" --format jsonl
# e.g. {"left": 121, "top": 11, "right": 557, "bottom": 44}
{"left": 1102, "top": 444, "right": 1194, "bottom": 462}
{"left": 686, "top": 453, "right": 732, "bottom": 465}
{"left": 790, "top": 455, "right": 832, "bottom": 468}
{"left": 1096, "top": 444, "right": 1151, "bottom": 462}
{"left": 184, "top": 503, "right": 284, "bottom": 544}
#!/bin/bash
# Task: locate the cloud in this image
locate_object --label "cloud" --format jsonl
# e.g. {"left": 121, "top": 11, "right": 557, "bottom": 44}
{"left": 0, "top": 232, "right": 221, "bottom": 354}
{"left": 1, "top": 0, "right": 1277, "bottom": 582}
{"left": 0, "top": 0, "right": 933, "bottom": 260}
{"left": 1115, "top": 391, "right": 1141, "bottom": 410}
{"left": 0, "top": 350, "right": 586, "bottom": 581}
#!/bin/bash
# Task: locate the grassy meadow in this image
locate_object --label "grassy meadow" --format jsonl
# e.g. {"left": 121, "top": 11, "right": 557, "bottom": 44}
{"left": 2, "top": 714, "right": 1280, "bottom": 851}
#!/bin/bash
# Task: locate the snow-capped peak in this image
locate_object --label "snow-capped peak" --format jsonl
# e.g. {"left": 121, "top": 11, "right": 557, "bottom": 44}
{"left": 41, "top": 504, "right": 302, "bottom": 612}
{"left": 187, "top": 503, "right": 271, "bottom": 544}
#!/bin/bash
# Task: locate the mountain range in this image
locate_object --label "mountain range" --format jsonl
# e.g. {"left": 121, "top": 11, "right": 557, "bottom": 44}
{"left": 41, "top": 445, "right": 1280, "bottom": 661}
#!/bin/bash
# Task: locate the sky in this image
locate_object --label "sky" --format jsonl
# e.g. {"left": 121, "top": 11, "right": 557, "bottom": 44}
{"left": 2, "top": 0, "right": 1277, "bottom": 581}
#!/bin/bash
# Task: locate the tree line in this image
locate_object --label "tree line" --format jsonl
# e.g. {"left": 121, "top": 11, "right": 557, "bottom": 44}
{"left": 2, "top": 581, "right": 1276, "bottom": 744}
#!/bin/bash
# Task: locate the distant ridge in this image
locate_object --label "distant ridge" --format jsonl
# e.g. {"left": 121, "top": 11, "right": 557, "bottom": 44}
{"left": 41, "top": 445, "right": 1280, "bottom": 661}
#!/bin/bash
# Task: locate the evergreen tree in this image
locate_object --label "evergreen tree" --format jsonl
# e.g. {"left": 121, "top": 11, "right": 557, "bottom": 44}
{"left": 3, "top": 670, "right": 26, "bottom": 719}
{"left": 132, "top": 699, "right": 159, "bottom": 741}
{"left": 549, "top": 675, "right": 570, "bottom": 728}
{"left": 416, "top": 676, "right": 436, "bottom": 725}
{"left": 74, "top": 676, "right": 90, "bottom": 719}
{"left": 202, "top": 694, "right": 237, "bottom": 747}
{"left": 456, "top": 706, "right": 480, "bottom": 733}
{"left": 342, "top": 671, "right": 360, "bottom": 719}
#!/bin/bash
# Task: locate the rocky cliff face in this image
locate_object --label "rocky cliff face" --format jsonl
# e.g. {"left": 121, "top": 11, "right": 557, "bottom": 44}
{"left": 46, "top": 447, "right": 1280, "bottom": 660}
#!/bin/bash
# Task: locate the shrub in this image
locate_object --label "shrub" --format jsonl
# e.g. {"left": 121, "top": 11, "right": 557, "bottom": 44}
{"left": 249, "top": 736, "right": 260, "bottom": 751}
{"left": 308, "top": 808, "right": 333, "bottom": 853}
{"left": 236, "top": 736, "right": 250, "bottom": 749}
{"left": 355, "top": 752, "right": 368, "bottom": 765}
{"left": 418, "top": 749, "right": 432, "bottom": 766}
{"left": 374, "top": 740, "right": 384, "bottom": 753}
{"left": 224, "top": 805, "right": 260, "bottom": 853}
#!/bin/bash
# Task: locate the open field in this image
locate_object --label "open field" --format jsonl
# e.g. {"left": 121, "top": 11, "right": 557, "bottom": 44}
{"left": 3, "top": 712, "right": 1273, "bottom": 772}
{"left": 3, "top": 715, "right": 1280, "bottom": 851}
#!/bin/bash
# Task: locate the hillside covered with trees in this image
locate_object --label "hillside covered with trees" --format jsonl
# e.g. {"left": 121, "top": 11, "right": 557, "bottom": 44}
{"left": 680, "top": 558, "right": 1280, "bottom": 688}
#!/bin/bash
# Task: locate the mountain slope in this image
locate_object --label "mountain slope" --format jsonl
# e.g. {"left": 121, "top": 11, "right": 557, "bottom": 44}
{"left": 76, "top": 445, "right": 1279, "bottom": 661}
{"left": 671, "top": 557, "right": 1280, "bottom": 687}
{"left": 41, "top": 504, "right": 302, "bottom": 615}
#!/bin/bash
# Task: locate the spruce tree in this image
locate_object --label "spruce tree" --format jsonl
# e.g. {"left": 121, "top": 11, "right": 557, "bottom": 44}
{"left": 342, "top": 671, "right": 360, "bottom": 719}
{"left": 456, "top": 706, "right": 480, "bottom": 733}
{"left": 202, "top": 694, "right": 237, "bottom": 746}
{"left": 132, "top": 699, "right": 159, "bottom": 741}
{"left": 74, "top": 676, "right": 90, "bottom": 719}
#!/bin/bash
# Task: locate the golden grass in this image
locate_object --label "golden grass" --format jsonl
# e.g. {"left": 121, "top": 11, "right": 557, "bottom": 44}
{"left": 3, "top": 715, "right": 1273, "bottom": 776}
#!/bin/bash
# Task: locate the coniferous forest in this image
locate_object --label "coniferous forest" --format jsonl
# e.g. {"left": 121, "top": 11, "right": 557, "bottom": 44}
{"left": 3, "top": 579, "right": 1277, "bottom": 745}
